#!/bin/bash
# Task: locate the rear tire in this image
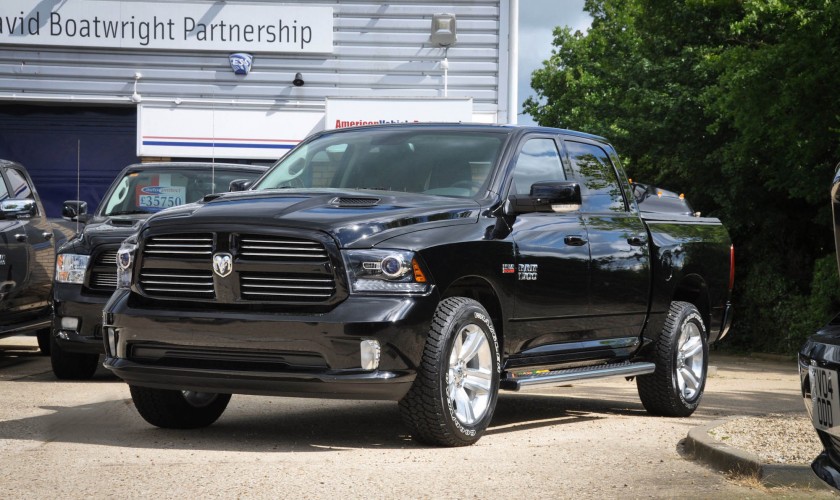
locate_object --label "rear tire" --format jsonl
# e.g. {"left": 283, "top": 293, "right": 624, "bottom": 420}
{"left": 130, "top": 385, "right": 231, "bottom": 429}
{"left": 637, "top": 301, "right": 708, "bottom": 417}
{"left": 50, "top": 335, "right": 99, "bottom": 380}
{"left": 399, "top": 297, "right": 500, "bottom": 447}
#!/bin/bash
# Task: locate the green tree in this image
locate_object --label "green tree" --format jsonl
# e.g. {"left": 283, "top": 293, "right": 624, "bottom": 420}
{"left": 525, "top": 0, "right": 840, "bottom": 353}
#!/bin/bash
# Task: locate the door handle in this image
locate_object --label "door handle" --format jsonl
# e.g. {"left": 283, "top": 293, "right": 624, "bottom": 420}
{"left": 627, "top": 236, "right": 647, "bottom": 246}
{"left": 43, "top": 232, "right": 53, "bottom": 240}
{"left": 14, "top": 234, "right": 27, "bottom": 242}
{"left": 564, "top": 235, "right": 588, "bottom": 246}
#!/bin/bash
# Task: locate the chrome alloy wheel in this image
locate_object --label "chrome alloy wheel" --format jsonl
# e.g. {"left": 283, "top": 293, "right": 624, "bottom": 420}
{"left": 676, "top": 321, "right": 705, "bottom": 401}
{"left": 446, "top": 323, "right": 493, "bottom": 426}
{"left": 181, "top": 390, "right": 218, "bottom": 408}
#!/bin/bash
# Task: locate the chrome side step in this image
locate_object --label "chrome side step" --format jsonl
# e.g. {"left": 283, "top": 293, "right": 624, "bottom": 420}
{"left": 499, "top": 361, "right": 656, "bottom": 391}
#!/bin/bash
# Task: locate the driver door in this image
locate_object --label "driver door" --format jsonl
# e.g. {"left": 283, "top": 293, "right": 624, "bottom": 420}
{"left": 0, "top": 166, "right": 31, "bottom": 328}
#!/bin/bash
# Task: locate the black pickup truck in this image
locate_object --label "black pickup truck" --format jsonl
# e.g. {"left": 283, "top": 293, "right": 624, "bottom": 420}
{"left": 0, "top": 160, "right": 70, "bottom": 352}
{"left": 51, "top": 162, "right": 266, "bottom": 379}
{"left": 103, "top": 124, "right": 733, "bottom": 446}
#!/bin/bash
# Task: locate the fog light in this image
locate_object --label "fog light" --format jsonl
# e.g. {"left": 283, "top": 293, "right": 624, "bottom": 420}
{"left": 60, "top": 316, "right": 80, "bottom": 331}
{"left": 360, "top": 340, "right": 381, "bottom": 370}
{"left": 106, "top": 327, "right": 118, "bottom": 357}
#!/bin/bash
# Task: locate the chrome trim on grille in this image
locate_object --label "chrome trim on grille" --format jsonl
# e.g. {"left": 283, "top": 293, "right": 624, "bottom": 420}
{"left": 240, "top": 274, "right": 335, "bottom": 299}
{"left": 96, "top": 250, "right": 118, "bottom": 266}
{"left": 239, "top": 235, "right": 328, "bottom": 260}
{"left": 139, "top": 269, "right": 215, "bottom": 298}
{"left": 144, "top": 235, "right": 213, "bottom": 257}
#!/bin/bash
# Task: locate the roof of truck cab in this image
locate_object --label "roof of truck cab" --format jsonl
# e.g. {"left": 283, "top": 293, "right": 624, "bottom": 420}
{"left": 311, "top": 122, "right": 610, "bottom": 144}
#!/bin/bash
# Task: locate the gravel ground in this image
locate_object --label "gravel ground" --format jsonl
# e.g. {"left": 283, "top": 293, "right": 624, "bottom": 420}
{"left": 710, "top": 413, "right": 823, "bottom": 465}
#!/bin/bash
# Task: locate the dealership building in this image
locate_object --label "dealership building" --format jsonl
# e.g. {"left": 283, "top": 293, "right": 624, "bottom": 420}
{"left": 0, "top": 0, "right": 518, "bottom": 215}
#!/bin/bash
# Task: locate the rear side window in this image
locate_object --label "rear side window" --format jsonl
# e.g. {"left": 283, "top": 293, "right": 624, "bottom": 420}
{"left": 566, "top": 141, "right": 626, "bottom": 213}
{"left": 511, "top": 138, "right": 565, "bottom": 195}
{"left": 6, "top": 168, "right": 34, "bottom": 200}
{"left": 0, "top": 170, "right": 9, "bottom": 201}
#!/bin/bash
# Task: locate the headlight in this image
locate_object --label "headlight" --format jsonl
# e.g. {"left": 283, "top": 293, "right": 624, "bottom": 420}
{"left": 116, "top": 237, "right": 138, "bottom": 289}
{"left": 55, "top": 254, "right": 90, "bottom": 284}
{"left": 342, "top": 249, "right": 431, "bottom": 294}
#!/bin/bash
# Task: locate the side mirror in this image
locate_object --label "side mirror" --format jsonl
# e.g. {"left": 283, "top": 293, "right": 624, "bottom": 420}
{"left": 0, "top": 199, "right": 37, "bottom": 219}
{"left": 505, "top": 181, "right": 582, "bottom": 215}
{"left": 62, "top": 200, "right": 89, "bottom": 223}
{"left": 229, "top": 179, "right": 252, "bottom": 192}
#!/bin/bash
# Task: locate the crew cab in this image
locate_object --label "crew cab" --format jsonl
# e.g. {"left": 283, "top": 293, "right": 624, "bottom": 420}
{"left": 103, "top": 124, "right": 733, "bottom": 446}
{"left": 51, "top": 162, "right": 266, "bottom": 379}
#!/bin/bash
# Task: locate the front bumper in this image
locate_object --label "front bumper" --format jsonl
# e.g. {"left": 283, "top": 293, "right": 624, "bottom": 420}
{"left": 52, "top": 283, "right": 110, "bottom": 355}
{"left": 102, "top": 289, "right": 438, "bottom": 400}
{"left": 799, "top": 315, "right": 840, "bottom": 490}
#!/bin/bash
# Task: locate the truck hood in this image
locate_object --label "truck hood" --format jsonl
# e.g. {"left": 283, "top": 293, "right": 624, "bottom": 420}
{"left": 144, "top": 189, "right": 482, "bottom": 248}
{"left": 60, "top": 214, "right": 147, "bottom": 254}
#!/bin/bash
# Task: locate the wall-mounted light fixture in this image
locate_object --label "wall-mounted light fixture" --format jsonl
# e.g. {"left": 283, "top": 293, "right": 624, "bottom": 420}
{"left": 293, "top": 72, "right": 305, "bottom": 87}
{"left": 430, "top": 13, "right": 457, "bottom": 47}
{"left": 131, "top": 72, "right": 142, "bottom": 103}
{"left": 430, "top": 14, "right": 457, "bottom": 96}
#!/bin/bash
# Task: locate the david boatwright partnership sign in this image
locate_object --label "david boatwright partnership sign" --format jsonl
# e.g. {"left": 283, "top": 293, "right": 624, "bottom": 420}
{"left": 0, "top": 0, "right": 333, "bottom": 53}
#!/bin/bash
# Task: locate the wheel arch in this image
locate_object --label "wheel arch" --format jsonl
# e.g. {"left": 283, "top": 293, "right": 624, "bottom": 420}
{"left": 441, "top": 276, "right": 505, "bottom": 354}
{"left": 670, "top": 273, "right": 711, "bottom": 335}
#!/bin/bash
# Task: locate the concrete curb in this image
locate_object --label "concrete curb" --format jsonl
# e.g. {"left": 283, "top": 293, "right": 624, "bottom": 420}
{"left": 685, "top": 417, "right": 832, "bottom": 490}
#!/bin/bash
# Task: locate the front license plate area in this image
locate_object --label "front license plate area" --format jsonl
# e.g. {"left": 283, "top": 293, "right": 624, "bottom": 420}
{"left": 811, "top": 365, "right": 840, "bottom": 433}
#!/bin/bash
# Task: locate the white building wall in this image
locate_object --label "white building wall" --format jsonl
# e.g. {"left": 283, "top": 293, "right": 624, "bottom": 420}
{"left": 0, "top": 1, "right": 509, "bottom": 121}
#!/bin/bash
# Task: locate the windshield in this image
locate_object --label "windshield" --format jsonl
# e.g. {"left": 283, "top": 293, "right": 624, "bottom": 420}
{"left": 252, "top": 129, "right": 505, "bottom": 198}
{"left": 102, "top": 167, "right": 261, "bottom": 216}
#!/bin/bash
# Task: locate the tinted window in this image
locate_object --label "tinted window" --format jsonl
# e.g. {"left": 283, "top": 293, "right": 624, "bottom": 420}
{"left": 6, "top": 168, "right": 33, "bottom": 200}
{"left": 0, "top": 170, "right": 9, "bottom": 201}
{"left": 566, "top": 141, "right": 626, "bottom": 213}
{"left": 511, "top": 138, "right": 565, "bottom": 195}
{"left": 254, "top": 130, "right": 505, "bottom": 198}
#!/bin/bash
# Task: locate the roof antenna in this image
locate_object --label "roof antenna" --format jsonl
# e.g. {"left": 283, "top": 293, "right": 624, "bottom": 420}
{"left": 76, "top": 139, "right": 81, "bottom": 234}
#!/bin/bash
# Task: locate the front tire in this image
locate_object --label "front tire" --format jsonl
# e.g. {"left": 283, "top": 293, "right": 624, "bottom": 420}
{"left": 399, "top": 297, "right": 500, "bottom": 447}
{"left": 129, "top": 385, "right": 231, "bottom": 429}
{"left": 50, "top": 335, "right": 99, "bottom": 380}
{"left": 637, "top": 301, "right": 708, "bottom": 417}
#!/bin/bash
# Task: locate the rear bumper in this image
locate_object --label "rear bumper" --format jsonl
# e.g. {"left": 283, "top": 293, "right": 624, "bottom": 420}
{"left": 102, "top": 289, "right": 437, "bottom": 400}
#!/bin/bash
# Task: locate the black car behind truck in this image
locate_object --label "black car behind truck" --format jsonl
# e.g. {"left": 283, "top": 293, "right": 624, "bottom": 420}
{"left": 0, "top": 160, "right": 70, "bottom": 352}
{"left": 51, "top": 162, "right": 266, "bottom": 379}
{"left": 799, "top": 165, "right": 840, "bottom": 488}
{"left": 103, "top": 124, "right": 733, "bottom": 446}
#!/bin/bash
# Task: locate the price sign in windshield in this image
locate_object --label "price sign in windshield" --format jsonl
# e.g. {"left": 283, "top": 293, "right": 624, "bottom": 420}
{"left": 136, "top": 185, "right": 186, "bottom": 212}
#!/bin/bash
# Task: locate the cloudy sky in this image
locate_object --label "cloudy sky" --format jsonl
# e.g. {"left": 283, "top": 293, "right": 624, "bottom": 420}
{"left": 517, "top": 0, "right": 591, "bottom": 124}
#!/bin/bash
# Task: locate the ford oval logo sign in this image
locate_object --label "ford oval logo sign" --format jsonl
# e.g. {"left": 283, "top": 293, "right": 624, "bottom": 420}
{"left": 213, "top": 253, "right": 233, "bottom": 278}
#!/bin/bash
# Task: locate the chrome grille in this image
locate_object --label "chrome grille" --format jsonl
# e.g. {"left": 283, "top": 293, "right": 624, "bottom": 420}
{"left": 86, "top": 248, "right": 119, "bottom": 292}
{"left": 143, "top": 234, "right": 213, "bottom": 259}
{"left": 239, "top": 234, "right": 328, "bottom": 260}
{"left": 137, "top": 230, "right": 340, "bottom": 305}
{"left": 90, "top": 272, "right": 118, "bottom": 289}
{"left": 139, "top": 269, "right": 215, "bottom": 299}
{"left": 96, "top": 250, "right": 118, "bottom": 266}
{"left": 240, "top": 273, "right": 335, "bottom": 301}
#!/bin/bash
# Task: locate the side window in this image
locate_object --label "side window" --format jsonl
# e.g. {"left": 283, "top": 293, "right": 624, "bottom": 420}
{"left": 511, "top": 138, "right": 565, "bottom": 195}
{"left": 6, "top": 168, "right": 34, "bottom": 200}
{"left": 566, "top": 141, "right": 626, "bottom": 213}
{"left": 0, "top": 170, "right": 9, "bottom": 201}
